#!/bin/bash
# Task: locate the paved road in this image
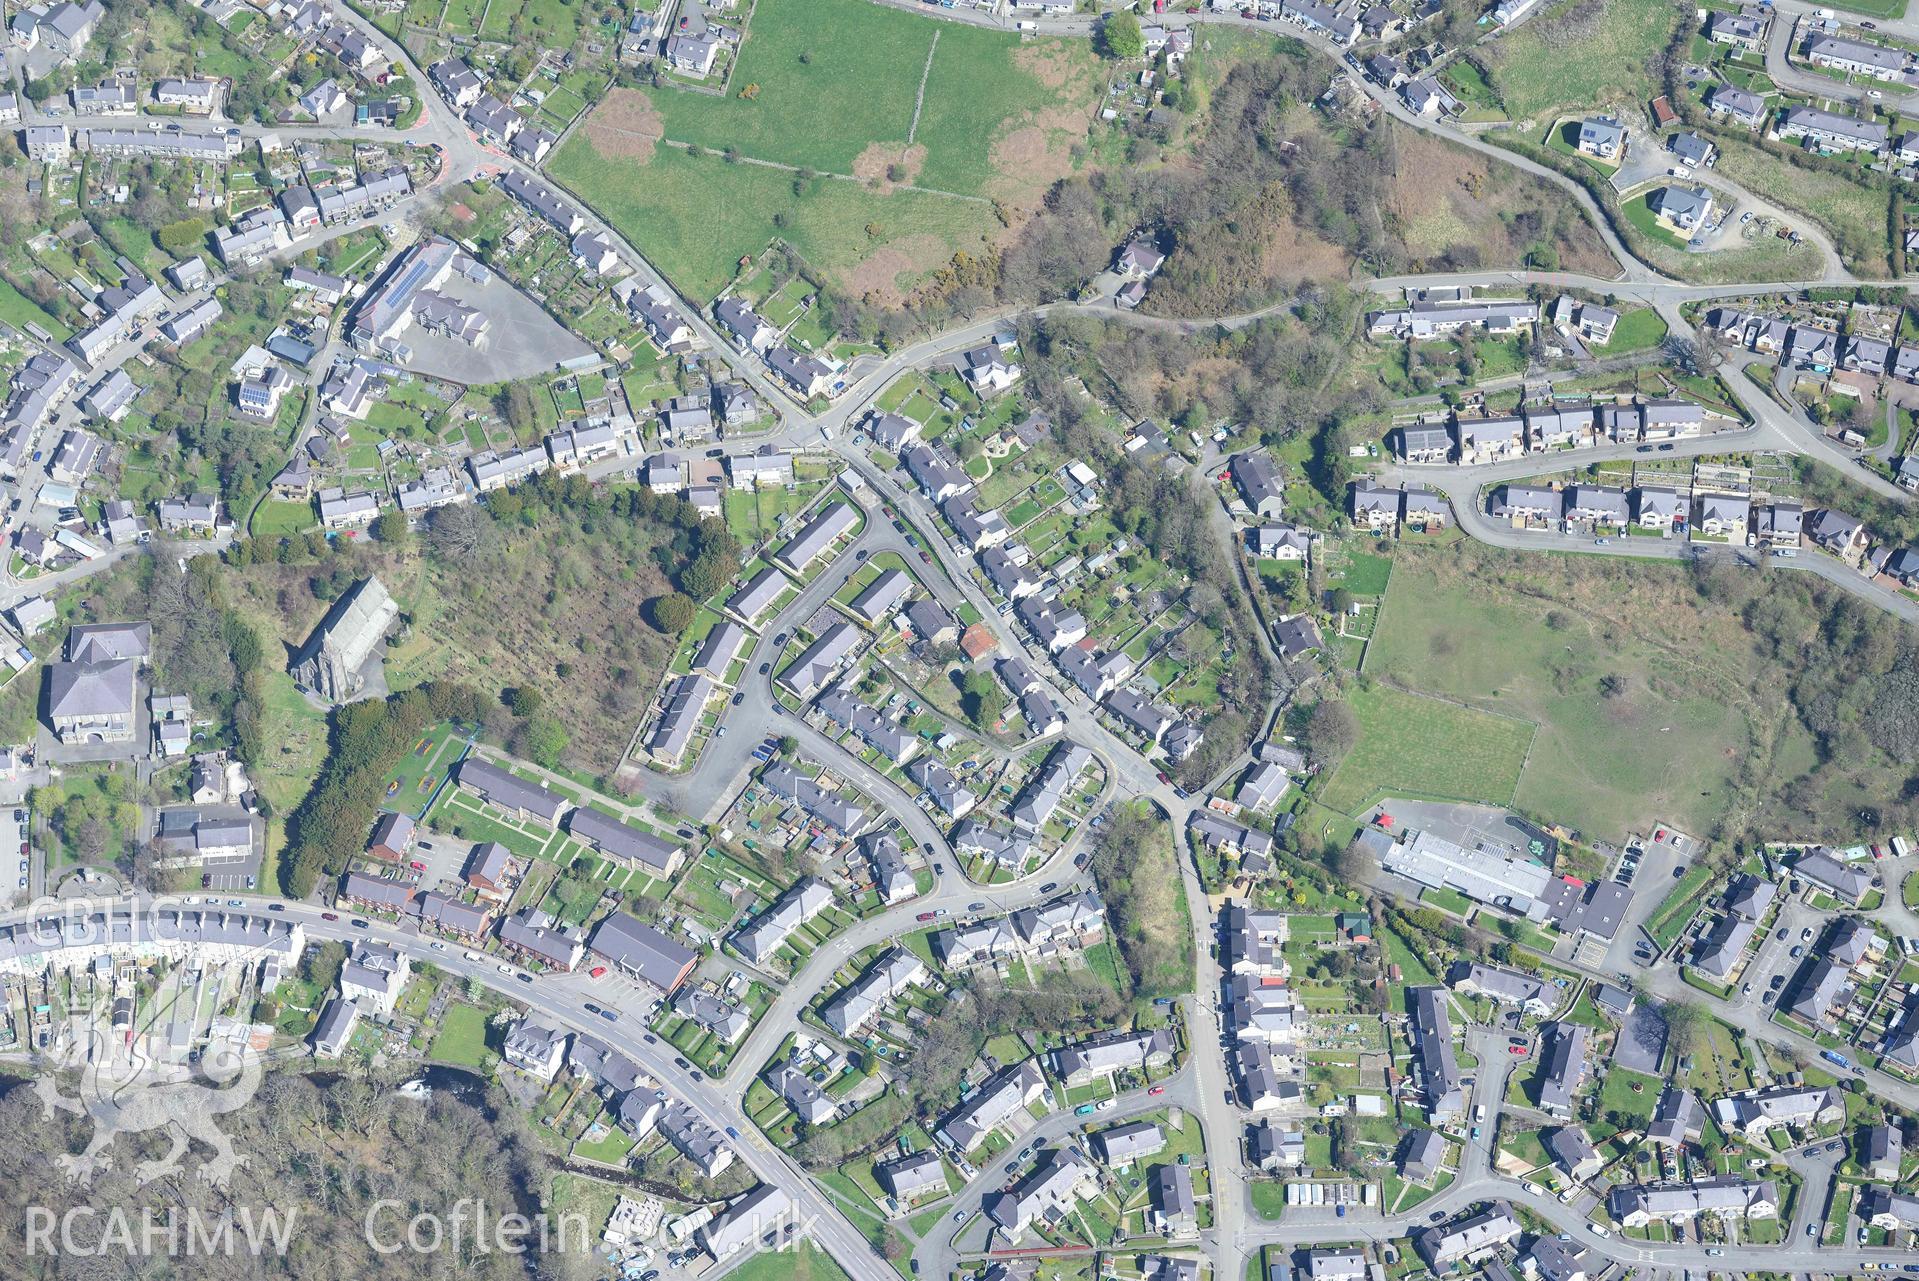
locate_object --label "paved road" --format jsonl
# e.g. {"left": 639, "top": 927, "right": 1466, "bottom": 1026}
{"left": 15, "top": 894, "right": 894, "bottom": 1279}
{"left": 1762, "top": 8, "right": 1919, "bottom": 117}
{"left": 15, "top": 6, "right": 1919, "bottom": 1280}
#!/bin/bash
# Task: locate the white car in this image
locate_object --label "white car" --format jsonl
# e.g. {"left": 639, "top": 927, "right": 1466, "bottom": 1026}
{"left": 497, "top": 964, "right": 515, "bottom": 977}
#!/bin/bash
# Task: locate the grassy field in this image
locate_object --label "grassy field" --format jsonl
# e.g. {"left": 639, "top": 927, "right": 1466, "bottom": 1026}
{"left": 1315, "top": 682, "right": 1533, "bottom": 815}
{"left": 1593, "top": 307, "right": 1669, "bottom": 355}
{"left": 254, "top": 670, "right": 329, "bottom": 816}
{"left": 428, "top": 1004, "right": 493, "bottom": 1068}
{"left": 1487, "top": 0, "right": 1681, "bottom": 119}
{"left": 1712, "top": 141, "right": 1893, "bottom": 274}
{"left": 1821, "top": 0, "right": 1907, "bottom": 19}
{"left": 724, "top": 1242, "right": 852, "bottom": 1281}
{"left": 1362, "top": 547, "right": 1765, "bottom": 840}
{"left": 550, "top": 137, "right": 1006, "bottom": 302}
{"left": 648, "top": 0, "right": 1090, "bottom": 192}
{"left": 552, "top": 0, "right": 1100, "bottom": 301}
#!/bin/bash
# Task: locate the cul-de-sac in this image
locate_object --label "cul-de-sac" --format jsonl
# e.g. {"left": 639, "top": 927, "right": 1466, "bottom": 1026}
{"left": 13, "top": 0, "right": 1919, "bottom": 1279}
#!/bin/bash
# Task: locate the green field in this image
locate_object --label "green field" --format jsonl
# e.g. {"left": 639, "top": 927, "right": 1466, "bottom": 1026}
{"left": 723, "top": 1242, "right": 852, "bottom": 1281}
{"left": 1362, "top": 548, "right": 1761, "bottom": 839}
{"left": 428, "top": 1004, "right": 493, "bottom": 1068}
{"left": 252, "top": 499, "right": 315, "bottom": 538}
{"left": 1712, "top": 141, "right": 1894, "bottom": 274}
{"left": 1487, "top": 0, "right": 1681, "bottom": 119}
{"left": 1315, "top": 682, "right": 1533, "bottom": 815}
{"left": 1821, "top": 0, "right": 1907, "bottom": 19}
{"left": 552, "top": 0, "right": 1099, "bottom": 300}
{"left": 551, "top": 138, "right": 1005, "bottom": 302}
{"left": 646, "top": 0, "right": 1093, "bottom": 192}
{"left": 0, "top": 274, "right": 71, "bottom": 339}
{"left": 1593, "top": 307, "right": 1668, "bottom": 355}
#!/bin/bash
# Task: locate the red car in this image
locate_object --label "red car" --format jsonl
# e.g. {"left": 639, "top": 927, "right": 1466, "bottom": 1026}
{"left": 1148, "top": 1085, "right": 1165, "bottom": 1096}
{"left": 409, "top": 860, "right": 426, "bottom": 871}
{"left": 321, "top": 912, "right": 339, "bottom": 922}
{"left": 1508, "top": 1044, "right": 1528, "bottom": 1056}
{"left": 589, "top": 966, "right": 607, "bottom": 979}
{"left": 916, "top": 911, "right": 936, "bottom": 922}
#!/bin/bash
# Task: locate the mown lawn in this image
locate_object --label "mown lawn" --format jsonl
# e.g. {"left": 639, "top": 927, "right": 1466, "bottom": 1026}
{"left": 1592, "top": 306, "right": 1668, "bottom": 355}
{"left": 1315, "top": 682, "right": 1533, "bottom": 816}
{"left": 428, "top": 1004, "right": 493, "bottom": 1068}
